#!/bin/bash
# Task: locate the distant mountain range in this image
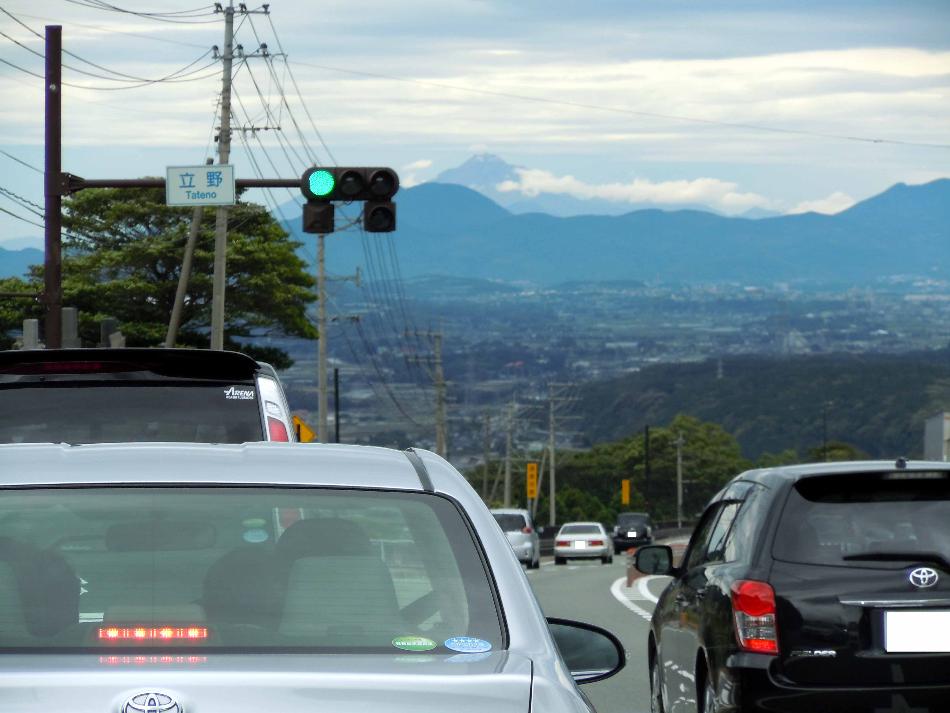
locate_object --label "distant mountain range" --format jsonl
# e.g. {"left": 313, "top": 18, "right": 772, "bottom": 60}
{"left": 434, "top": 153, "right": 735, "bottom": 217}
{"left": 279, "top": 176, "right": 950, "bottom": 286}
{"left": 4, "top": 172, "right": 948, "bottom": 287}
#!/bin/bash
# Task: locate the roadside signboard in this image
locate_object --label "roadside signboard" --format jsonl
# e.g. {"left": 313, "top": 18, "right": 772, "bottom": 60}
{"left": 621, "top": 478, "right": 631, "bottom": 505}
{"left": 166, "top": 164, "right": 235, "bottom": 206}
{"left": 526, "top": 462, "right": 539, "bottom": 499}
{"left": 292, "top": 415, "right": 316, "bottom": 443}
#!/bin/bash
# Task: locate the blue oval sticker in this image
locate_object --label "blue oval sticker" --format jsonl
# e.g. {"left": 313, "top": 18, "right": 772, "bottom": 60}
{"left": 444, "top": 636, "right": 492, "bottom": 654}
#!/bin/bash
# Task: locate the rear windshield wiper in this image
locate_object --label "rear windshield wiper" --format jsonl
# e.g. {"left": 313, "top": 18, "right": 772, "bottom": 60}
{"left": 842, "top": 551, "right": 950, "bottom": 571}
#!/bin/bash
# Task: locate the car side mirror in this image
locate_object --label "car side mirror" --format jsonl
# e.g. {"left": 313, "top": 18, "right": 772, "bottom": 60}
{"left": 546, "top": 617, "right": 626, "bottom": 684}
{"left": 634, "top": 545, "right": 674, "bottom": 575}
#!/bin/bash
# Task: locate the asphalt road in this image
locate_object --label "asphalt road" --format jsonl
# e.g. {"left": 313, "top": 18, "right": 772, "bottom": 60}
{"left": 527, "top": 557, "right": 671, "bottom": 713}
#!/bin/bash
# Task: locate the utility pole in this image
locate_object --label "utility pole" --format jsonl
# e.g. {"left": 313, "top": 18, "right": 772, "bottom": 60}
{"left": 166, "top": 158, "right": 213, "bottom": 347}
{"left": 334, "top": 367, "right": 340, "bottom": 443}
{"left": 210, "top": 0, "right": 235, "bottom": 350}
{"left": 433, "top": 332, "right": 447, "bottom": 457}
{"left": 675, "top": 433, "right": 685, "bottom": 528}
{"left": 547, "top": 383, "right": 577, "bottom": 527}
{"left": 481, "top": 411, "right": 491, "bottom": 500}
{"left": 504, "top": 399, "right": 514, "bottom": 507}
{"left": 406, "top": 330, "right": 447, "bottom": 458}
{"left": 644, "top": 424, "right": 652, "bottom": 508}
{"left": 44, "top": 25, "right": 62, "bottom": 349}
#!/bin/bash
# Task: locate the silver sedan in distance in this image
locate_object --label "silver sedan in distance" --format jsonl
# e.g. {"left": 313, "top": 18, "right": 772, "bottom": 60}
{"left": 0, "top": 442, "right": 626, "bottom": 713}
{"left": 555, "top": 522, "right": 614, "bottom": 565}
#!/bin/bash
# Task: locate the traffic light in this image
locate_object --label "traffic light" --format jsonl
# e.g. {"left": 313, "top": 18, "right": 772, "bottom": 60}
{"left": 302, "top": 201, "right": 334, "bottom": 234}
{"left": 300, "top": 167, "right": 399, "bottom": 233}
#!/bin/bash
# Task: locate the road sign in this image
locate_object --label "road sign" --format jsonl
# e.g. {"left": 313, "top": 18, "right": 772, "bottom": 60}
{"left": 292, "top": 415, "right": 316, "bottom": 443}
{"left": 621, "top": 478, "right": 631, "bottom": 505}
{"left": 166, "top": 164, "right": 235, "bottom": 206}
{"left": 526, "top": 462, "right": 539, "bottom": 499}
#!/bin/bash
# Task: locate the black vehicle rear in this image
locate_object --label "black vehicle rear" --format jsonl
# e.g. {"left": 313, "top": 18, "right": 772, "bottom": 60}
{"left": 612, "top": 511, "right": 653, "bottom": 553}
{"left": 0, "top": 348, "right": 293, "bottom": 444}
{"left": 638, "top": 462, "right": 950, "bottom": 713}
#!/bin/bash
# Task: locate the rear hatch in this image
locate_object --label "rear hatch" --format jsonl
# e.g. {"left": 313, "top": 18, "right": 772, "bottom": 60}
{"left": 770, "top": 470, "right": 950, "bottom": 687}
{"left": 0, "top": 349, "right": 264, "bottom": 443}
{"left": 0, "top": 652, "right": 532, "bottom": 712}
{"left": 493, "top": 513, "right": 532, "bottom": 548}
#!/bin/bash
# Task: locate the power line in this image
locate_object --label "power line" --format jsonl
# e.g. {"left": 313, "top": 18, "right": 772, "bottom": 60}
{"left": 10, "top": 10, "right": 209, "bottom": 48}
{"left": 63, "top": 0, "right": 220, "bottom": 24}
{"left": 0, "top": 148, "right": 41, "bottom": 174}
{"left": 289, "top": 59, "right": 950, "bottom": 151}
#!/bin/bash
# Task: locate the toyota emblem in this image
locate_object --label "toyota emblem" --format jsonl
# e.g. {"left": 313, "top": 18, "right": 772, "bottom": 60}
{"left": 123, "top": 692, "right": 182, "bottom": 713}
{"left": 908, "top": 567, "right": 939, "bottom": 589}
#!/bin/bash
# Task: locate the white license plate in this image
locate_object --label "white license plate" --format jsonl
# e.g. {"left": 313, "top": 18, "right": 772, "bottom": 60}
{"left": 627, "top": 531, "right": 637, "bottom": 538}
{"left": 884, "top": 610, "right": 950, "bottom": 653}
{"left": 574, "top": 540, "right": 587, "bottom": 549}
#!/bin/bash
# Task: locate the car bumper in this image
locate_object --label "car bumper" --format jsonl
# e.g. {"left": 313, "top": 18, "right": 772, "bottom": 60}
{"left": 554, "top": 546, "right": 609, "bottom": 558}
{"left": 613, "top": 536, "right": 652, "bottom": 550}
{"left": 718, "top": 653, "right": 950, "bottom": 712}
{"left": 511, "top": 543, "right": 535, "bottom": 562}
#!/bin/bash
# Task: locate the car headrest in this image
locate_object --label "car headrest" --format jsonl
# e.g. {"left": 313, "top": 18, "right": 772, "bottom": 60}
{"left": 276, "top": 518, "right": 375, "bottom": 560}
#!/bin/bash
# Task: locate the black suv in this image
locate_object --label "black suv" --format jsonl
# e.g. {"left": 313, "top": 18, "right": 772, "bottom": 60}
{"left": 0, "top": 348, "right": 295, "bottom": 444}
{"left": 635, "top": 460, "right": 950, "bottom": 712}
{"left": 612, "top": 511, "right": 654, "bottom": 553}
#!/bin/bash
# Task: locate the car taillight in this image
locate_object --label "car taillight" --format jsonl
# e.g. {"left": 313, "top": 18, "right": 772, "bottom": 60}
{"left": 522, "top": 526, "right": 533, "bottom": 534}
{"left": 731, "top": 580, "right": 778, "bottom": 654}
{"left": 556, "top": 540, "right": 570, "bottom": 547}
{"left": 267, "top": 416, "right": 289, "bottom": 441}
{"left": 98, "top": 626, "right": 208, "bottom": 641}
{"left": 590, "top": 539, "right": 604, "bottom": 546}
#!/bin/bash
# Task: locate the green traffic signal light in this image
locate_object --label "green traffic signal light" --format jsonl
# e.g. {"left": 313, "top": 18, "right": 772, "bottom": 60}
{"left": 308, "top": 169, "right": 335, "bottom": 198}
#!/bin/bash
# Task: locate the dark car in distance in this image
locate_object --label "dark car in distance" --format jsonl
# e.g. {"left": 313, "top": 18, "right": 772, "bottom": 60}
{"left": 0, "top": 348, "right": 295, "bottom": 444}
{"left": 612, "top": 511, "right": 654, "bottom": 554}
{"left": 635, "top": 459, "right": 950, "bottom": 712}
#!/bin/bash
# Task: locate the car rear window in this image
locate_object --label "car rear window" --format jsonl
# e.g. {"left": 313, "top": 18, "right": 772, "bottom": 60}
{"left": 560, "top": 524, "right": 600, "bottom": 535}
{"left": 493, "top": 514, "right": 527, "bottom": 532}
{"left": 0, "top": 385, "right": 263, "bottom": 444}
{"left": 773, "top": 472, "right": 950, "bottom": 568}
{"left": 0, "top": 487, "right": 504, "bottom": 653}
{"left": 617, "top": 515, "right": 649, "bottom": 526}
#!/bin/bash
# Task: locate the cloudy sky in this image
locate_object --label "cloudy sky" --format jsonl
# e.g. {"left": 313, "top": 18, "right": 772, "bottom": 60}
{"left": 0, "top": 0, "right": 948, "bottom": 240}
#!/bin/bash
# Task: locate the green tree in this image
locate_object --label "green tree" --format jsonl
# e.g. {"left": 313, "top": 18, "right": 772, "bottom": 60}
{"left": 0, "top": 277, "right": 42, "bottom": 349}
{"left": 805, "top": 440, "right": 868, "bottom": 462}
{"left": 26, "top": 186, "right": 316, "bottom": 366}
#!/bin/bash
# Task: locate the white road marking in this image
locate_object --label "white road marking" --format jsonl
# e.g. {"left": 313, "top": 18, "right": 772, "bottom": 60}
{"left": 610, "top": 577, "right": 653, "bottom": 622}
{"left": 637, "top": 575, "right": 665, "bottom": 603}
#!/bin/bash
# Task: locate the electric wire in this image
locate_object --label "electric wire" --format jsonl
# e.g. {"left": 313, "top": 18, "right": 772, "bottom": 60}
{"left": 289, "top": 59, "right": 950, "bottom": 151}
{"left": 63, "top": 0, "right": 220, "bottom": 24}
{"left": 0, "top": 149, "right": 41, "bottom": 174}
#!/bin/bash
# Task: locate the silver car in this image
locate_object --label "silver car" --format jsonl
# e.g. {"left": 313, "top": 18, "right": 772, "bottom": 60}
{"left": 554, "top": 522, "right": 614, "bottom": 565}
{"left": 0, "top": 442, "right": 626, "bottom": 712}
{"left": 491, "top": 508, "right": 541, "bottom": 569}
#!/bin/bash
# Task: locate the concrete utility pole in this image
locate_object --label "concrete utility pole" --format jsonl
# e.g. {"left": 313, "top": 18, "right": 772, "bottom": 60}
{"left": 44, "top": 25, "right": 62, "bottom": 349}
{"left": 675, "top": 433, "right": 685, "bottom": 528}
{"left": 210, "top": 1, "right": 235, "bottom": 350}
{"left": 504, "top": 399, "right": 515, "bottom": 507}
{"left": 166, "top": 158, "right": 213, "bottom": 347}
{"left": 406, "top": 330, "right": 448, "bottom": 458}
{"left": 548, "top": 388, "right": 556, "bottom": 526}
{"left": 481, "top": 411, "right": 491, "bottom": 500}
{"left": 433, "top": 332, "right": 447, "bottom": 457}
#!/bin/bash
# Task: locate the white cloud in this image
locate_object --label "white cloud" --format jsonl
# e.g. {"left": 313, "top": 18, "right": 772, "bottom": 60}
{"left": 497, "top": 168, "right": 774, "bottom": 213}
{"left": 403, "top": 159, "right": 433, "bottom": 171}
{"left": 787, "top": 191, "right": 856, "bottom": 215}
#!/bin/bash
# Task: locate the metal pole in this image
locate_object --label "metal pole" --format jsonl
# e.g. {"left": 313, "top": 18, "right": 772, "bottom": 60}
{"left": 504, "top": 400, "right": 513, "bottom": 507}
{"left": 549, "top": 386, "right": 557, "bottom": 527}
{"left": 317, "top": 233, "right": 328, "bottom": 442}
{"left": 210, "top": 1, "right": 234, "bottom": 350}
{"left": 675, "top": 433, "right": 685, "bottom": 528}
{"left": 166, "top": 158, "right": 213, "bottom": 347}
{"left": 434, "top": 332, "right": 447, "bottom": 457}
{"left": 644, "top": 424, "right": 651, "bottom": 507}
{"left": 333, "top": 366, "right": 340, "bottom": 443}
{"left": 44, "top": 25, "right": 62, "bottom": 349}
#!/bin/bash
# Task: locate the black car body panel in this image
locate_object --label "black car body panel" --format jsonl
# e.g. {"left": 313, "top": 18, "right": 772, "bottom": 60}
{"left": 612, "top": 511, "right": 654, "bottom": 553}
{"left": 643, "top": 461, "right": 950, "bottom": 712}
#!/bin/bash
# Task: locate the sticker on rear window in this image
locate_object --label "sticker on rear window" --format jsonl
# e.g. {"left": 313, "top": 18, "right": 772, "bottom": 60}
{"left": 444, "top": 636, "right": 492, "bottom": 653}
{"left": 392, "top": 636, "right": 437, "bottom": 652}
{"left": 223, "top": 386, "right": 255, "bottom": 401}
{"left": 242, "top": 529, "right": 269, "bottom": 544}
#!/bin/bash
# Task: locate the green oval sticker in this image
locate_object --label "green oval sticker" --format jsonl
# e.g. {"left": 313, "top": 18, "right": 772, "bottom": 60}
{"left": 392, "top": 636, "right": 437, "bottom": 652}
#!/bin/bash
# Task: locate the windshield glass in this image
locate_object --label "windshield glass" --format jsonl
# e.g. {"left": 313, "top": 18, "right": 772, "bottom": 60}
{"left": 560, "top": 524, "right": 601, "bottom": 535}
{"left": 773, "top": 473, "right": 950, "bottom": 567}
{"left": 0, "top": 487, "right": 503, "bottom": 653}
{"left": 0, "top": 385, "right": 263, "bottom": 444}
{"left": 492, "top": 513, "right": 527, "bottom": 532}
{"left": 617, "top": 514, "right": 649, "bottom": 526}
